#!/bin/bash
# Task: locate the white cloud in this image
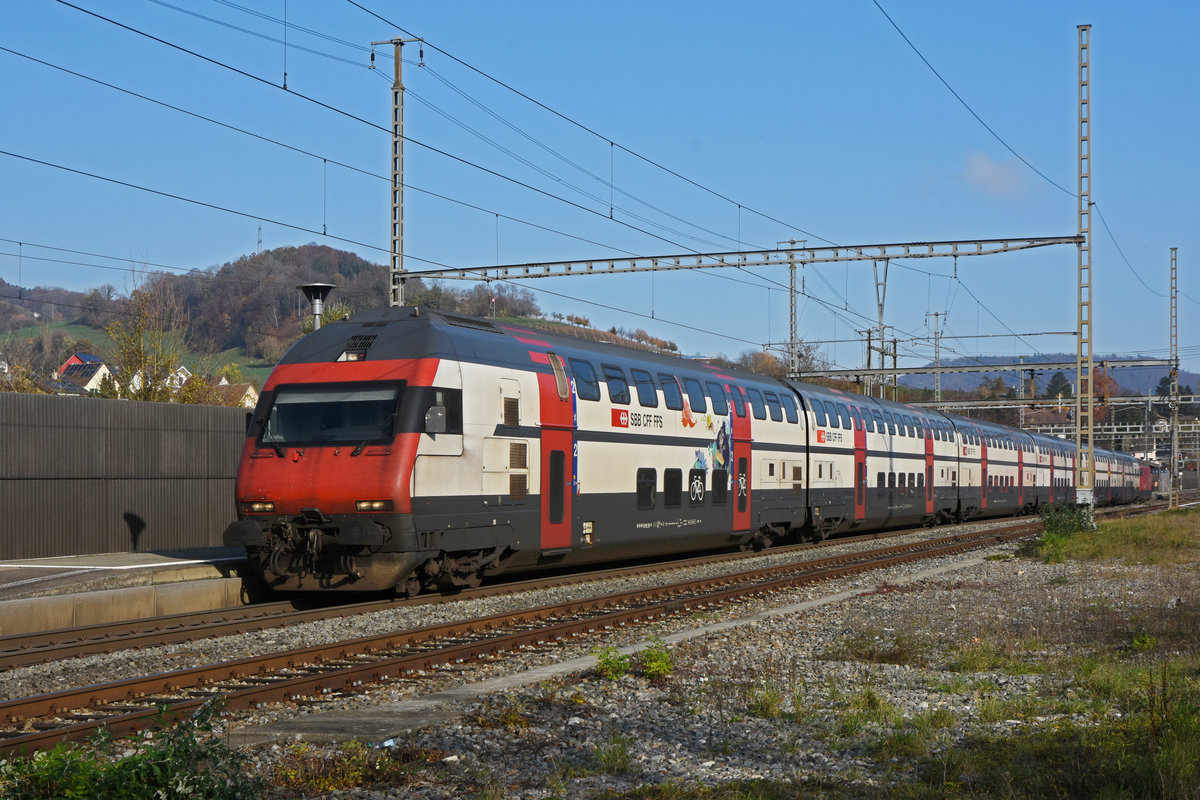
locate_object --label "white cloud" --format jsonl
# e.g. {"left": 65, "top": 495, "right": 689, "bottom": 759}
{"left": 963, "top": 151, "right": 1026, "bottom": 197}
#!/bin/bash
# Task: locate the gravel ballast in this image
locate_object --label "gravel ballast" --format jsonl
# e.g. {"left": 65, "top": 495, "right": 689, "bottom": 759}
{"left": 7, "top": 521, "right": 1197, "bottom": 798}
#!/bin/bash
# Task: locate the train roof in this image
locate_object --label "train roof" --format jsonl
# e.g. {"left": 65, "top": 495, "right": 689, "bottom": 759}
{"left": 280, "top": 307, "right": 1143, "bottom": 464}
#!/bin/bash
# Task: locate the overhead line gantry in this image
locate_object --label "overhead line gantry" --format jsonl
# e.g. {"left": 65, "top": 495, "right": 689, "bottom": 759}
{"left": 408, "top": 234, "right": 1082, "bottom": 379}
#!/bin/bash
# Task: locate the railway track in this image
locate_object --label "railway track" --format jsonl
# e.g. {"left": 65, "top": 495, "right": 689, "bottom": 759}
{"left": 0, "top": 523, "right": 1038, "bottom": 755}
{"left": 0, "top": 521, "right": 978, "bottom": 670}
{"left": 3, "top": 500, "right": 1168, "bottom": 670}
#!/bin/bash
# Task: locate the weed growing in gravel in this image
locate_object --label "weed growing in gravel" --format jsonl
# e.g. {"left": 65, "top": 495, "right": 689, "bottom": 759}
{"left": 824, "top": 629, "right": 930, "bottom": 667}
{"left": 264, "top": 738, "right": 446, "bottom": 794}
{"left": 593, "top": 645, "right": 632, "bottom": 680}
{"left": 746, "top": 680, "right": 786, "bottom": 719}
{"left": 0, "top": 700, "right": 260, "bottom": 800}
{"left": 470, "top": 695, "right": 529, "bottom": 729}
{"left": 593, "top": 730, "right": 635, "bottom": 775}
{"left": 637, "top": 635, "right": 675, "bottom": 681}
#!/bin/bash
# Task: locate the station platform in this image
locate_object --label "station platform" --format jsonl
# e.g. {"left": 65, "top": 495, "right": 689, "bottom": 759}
{"left": 0, "top": 548, "right": 251, "bottom": 637}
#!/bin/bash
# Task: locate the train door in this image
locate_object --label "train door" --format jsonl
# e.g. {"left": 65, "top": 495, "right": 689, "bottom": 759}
{"left": 853, "top": 408, "right": 866, "bottom": 523}
{"left": 731, "top": 391, "right": 752, "bottom": 533}
{"left": 536, "top": 353, "right": 574, "bottom": 552}
{"left": 1017, "top": 448, "right": 1025, "bottom": 510}
{"left": 924, "top": 426, "right": 935, "bottom": 516}
{"left": 980, "top": 440, "right": 989, "bottom": 512}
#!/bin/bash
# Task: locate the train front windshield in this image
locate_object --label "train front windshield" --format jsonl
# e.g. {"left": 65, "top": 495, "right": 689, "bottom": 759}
{"left": 260, "top": 385, "right": 402, "bottom": 447}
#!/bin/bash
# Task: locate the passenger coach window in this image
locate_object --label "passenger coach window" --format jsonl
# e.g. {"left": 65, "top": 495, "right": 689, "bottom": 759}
{"left": 630, "top": 368, "right": 658, "bottom": 408}
{"left": 636, "top": 468, "right": 656, "bottom": 510}
{"left": 836, "top": 404, "right": 851, "bottom": 430}
{"left": 861, "top": 407, "right": 874, "bottom": 432}
{"left": 659, "top": 374, "right": 684, "bottom": 410}
{"left": 730, "top": 387, "right": 746, "bottom": 418}
{"left": 810, "top": 399, "right": 828, "bottom": 426}
{"left": 601, "top": 364, "right": 630, "bottom": 405}
{"left": 569, "top": 359, "right": 600, "bottom": 401}
{"left": 706, "top": 381, "right": 729, "bottom": 416}
{"left": 712, "top": 469, "right": 729, "bottom": 505}
{"left": 781, "top": 394, "right": 799, "bottom": 423}
{"left": 746, "top": 388, "right": 767, "bottom": 420}
{"left": 664, "top": 469, "right": 682, "bottom": 508}
{"left": 873, "top": 409, "right": 885, "bottom": 432}
{"left": 683, "top": 378, "right": 707, "bottom": 414}
{"left": 764, "top": 391, "right": 783, "bottom": 422}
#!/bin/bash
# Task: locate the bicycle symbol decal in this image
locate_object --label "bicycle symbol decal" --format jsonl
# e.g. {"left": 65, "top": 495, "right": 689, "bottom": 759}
{"left": 690, "top": 474, "right": 705, "bottom": 502}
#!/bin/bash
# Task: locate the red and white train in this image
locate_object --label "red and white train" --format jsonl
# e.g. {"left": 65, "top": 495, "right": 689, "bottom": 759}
{"left": 223, "top": 307, "right": 1151, "bottom": 594}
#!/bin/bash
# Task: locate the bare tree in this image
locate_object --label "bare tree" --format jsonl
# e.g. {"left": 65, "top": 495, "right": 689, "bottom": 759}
{"left": 105, "top": 283, "right": 189, "bottom": 402}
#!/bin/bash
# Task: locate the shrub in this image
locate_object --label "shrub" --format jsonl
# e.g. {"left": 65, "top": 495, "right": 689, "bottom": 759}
{"left": 592, "top": 645, "right": 631, "bottom": 680}
{"left": 0, "top": 700, "right": 261, "bottom": 800}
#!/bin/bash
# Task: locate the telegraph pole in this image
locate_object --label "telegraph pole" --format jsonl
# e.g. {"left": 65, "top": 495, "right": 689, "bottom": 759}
{"left": 371, "top": 36, "right": 422, "bottom": 307}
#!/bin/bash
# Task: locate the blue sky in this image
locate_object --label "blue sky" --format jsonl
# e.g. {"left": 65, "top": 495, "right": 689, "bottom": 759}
{"left": 2, "top": 1, "right": 1196, "bottom": 376}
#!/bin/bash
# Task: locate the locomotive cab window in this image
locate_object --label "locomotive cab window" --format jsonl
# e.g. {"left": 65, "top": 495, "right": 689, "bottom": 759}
{"left": 569, "top": 359, "right": 600, "bottom": 401}
{"left": 601, "top": 364, "right": 630, "bottom": 405}
{"left": 260, "top": 382, "right": 403, "bottom": 448}
{"left": 421, "top": 387, "right": 463, "bottom": 434}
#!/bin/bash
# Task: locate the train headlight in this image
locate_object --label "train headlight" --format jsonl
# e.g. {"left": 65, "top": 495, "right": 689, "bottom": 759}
{"left": 243, "top": 501, "right": 275, "bottom": 513}
{"left": 356, "top": 500, "right": 394, "bottom": 512}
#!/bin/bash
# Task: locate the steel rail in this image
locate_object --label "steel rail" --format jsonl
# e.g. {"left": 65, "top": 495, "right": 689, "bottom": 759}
{"left": 0, "top": 525, "right": 1034, "bottom": 756}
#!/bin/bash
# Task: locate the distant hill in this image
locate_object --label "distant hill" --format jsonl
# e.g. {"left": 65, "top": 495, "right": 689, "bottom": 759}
{"left": 899, "top": 354, "right": 1197, "bottom": 396}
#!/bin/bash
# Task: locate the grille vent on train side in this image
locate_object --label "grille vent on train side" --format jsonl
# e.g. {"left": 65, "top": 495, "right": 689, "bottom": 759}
{"left": 503, "top": 398, "right": 520, "bottom": 427}
{"left": 509, "top": 441, "right": 528, "bottom": 469}
{"left": 444, "top": 314, "right": 500, "bottom": 333}
{"left": 344, "top": 334, "right": 377, "bottom": 351}
{"left": 509, "top": 473, "right": 528, "bottom": 499}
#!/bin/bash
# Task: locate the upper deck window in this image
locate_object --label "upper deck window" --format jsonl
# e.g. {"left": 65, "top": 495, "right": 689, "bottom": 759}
{"left": 763, "top": 391, "right": 783, "bottom": 422}
{"left": 659, "top": 373, "right": 684, "bottom": 410}
{"left": 683, "top": 378, "right": 707, "bottom": 414}
{"left": 630, "top": 368, "right": 658, "bottom": 408}
{"left": 260, "top": 383, "right": 402, "bottom": 447}
{"left": 746, "top": 388, "right": 767, "bottom": 420}
{"left": 569, "top": 359, "right": 600, "bottom": 401}
{"left": 780, "top": 394, "right": 799, "bottom": 423}
{"left": 810, "top": 398, "right": 828, "bottom": 427}
{"left": 706, "top": 381, "right": 730, "bottom": 416}
{"left": 601, "top": 364, "right": 630, "bottom": 405}
{"left": 729, "top": 386, "right": 747, "bottom": 418}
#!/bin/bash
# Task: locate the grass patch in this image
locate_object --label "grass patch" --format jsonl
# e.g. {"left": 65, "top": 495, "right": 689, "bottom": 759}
{"left": 825, "top": 630, "right": 931, "bottom": 667}
{"left": 0, "top": 700, "right": 261, "bottom": 800}
{"left": 1032, "top": 506, "right": 1200, "bottom": 565}
{"left": 263, "top": 738, "right": 446, "bottom": 794}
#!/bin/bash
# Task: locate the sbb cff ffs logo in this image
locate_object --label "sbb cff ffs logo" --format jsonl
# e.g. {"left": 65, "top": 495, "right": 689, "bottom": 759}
{"left": 611, "top": 409, "right": 629, "bottom": 428}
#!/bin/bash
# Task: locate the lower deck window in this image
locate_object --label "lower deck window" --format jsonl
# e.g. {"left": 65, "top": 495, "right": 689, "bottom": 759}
{"left": 636, "top": 468, "right": 656, "bottom": 510}
{"left": 713, "top": 469, "right": 728, "bottom": 505}
{"left": 664, "top": 468, "right": 682, "bottom": 508}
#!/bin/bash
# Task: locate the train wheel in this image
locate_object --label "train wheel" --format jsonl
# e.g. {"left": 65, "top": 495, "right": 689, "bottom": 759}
{"left": 398, "top": 576, "right": 422, "bottom": 599}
